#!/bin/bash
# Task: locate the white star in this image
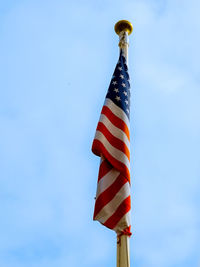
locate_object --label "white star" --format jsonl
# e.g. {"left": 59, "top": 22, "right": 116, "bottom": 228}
{"left": 122, "top": 83, "right": 126, "bottom": 88}
{"left": 123, "top": 91, "right": 127, "bottom": 96}
{"left": 115, "top": 96, "right": 121, "bottom": 101}
{"left": 118, "top": 67, "right": 122, "bottom": 71}
{"left": 126, "top": 108, "right": 129, "bottom": 113}
{"left": 114, "top": 88, "right": 119, "bottom": 93}
{"left": 120, "top": 74, "right": 124, "bottom": 79}
{"left": 125, "top": 100, "right": 129, "bottom": 105}
{"left": 112, "top": 81, "right": 117, "bottom": 85}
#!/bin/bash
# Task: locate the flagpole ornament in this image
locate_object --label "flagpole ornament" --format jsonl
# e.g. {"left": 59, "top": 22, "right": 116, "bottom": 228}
{"left": 114, "top": 20, "right": 133, "bottom": 36}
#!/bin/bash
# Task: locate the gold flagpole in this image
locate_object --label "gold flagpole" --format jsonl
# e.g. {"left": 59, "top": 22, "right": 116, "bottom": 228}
{"left": 114, "top": 20, "right": 133, "bottom": 267}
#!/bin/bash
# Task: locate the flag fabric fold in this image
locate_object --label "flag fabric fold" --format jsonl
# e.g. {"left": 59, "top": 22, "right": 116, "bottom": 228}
{"left": 92, "top": 50, "right": 131, "bottom": 235}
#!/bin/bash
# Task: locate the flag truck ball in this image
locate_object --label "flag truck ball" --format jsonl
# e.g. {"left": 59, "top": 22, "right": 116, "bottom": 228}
{"left": 114, "top": 20, "right": 133, "bottom": 36}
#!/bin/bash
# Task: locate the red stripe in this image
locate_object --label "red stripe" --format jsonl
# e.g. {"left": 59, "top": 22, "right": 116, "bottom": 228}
{"left": 98, "top": 159, "right": 112, "bottom": 181}
{"left": 93, "top": 174, "right": 127, "bottom": 219}
{"left": 92, "top": 139, "right": 130, "bottom": 183}
{"left": 97, "top": 122, "right": 130, "bottom": 161}
{"left": 103, "top": 196, "right": 131, "bottom": 229}
{"left": 101, "top": 106, "right": 130, "bottom": 141}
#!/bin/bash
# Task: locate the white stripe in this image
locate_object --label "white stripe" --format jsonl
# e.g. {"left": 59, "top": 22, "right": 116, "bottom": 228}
{"left": 99, "top": 114, "right": 130, "bottom": 149}
{"left": 94, "top": 182, "right": 130, "bottom": 223}
{"left": 113, "top": 211, "right": 131, "bottom": 233}
{"left": 94, "top": 131, "right": 130, "bottom": 169}
{"left": 104, "top": 98, "right": 130, "bottom": 129}
{"left": 96, "top": 168, "right": 120, "bottom": 199}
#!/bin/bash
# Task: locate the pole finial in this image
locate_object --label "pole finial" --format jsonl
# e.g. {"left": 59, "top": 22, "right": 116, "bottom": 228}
{"left": 114, "top": 20, "right": 133, "bottom": 36}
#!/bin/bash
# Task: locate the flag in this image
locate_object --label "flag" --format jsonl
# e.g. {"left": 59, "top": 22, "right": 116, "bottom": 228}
{"left": 92, "top": 50, "right": 131, "bottom": 235}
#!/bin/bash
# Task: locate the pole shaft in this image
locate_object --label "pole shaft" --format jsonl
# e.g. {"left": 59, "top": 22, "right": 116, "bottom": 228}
{"left": 118, "top": 31, "right": 129, "bottom": 63}
{"left": 117, "top": 235, "right": 130, "bottom": 267}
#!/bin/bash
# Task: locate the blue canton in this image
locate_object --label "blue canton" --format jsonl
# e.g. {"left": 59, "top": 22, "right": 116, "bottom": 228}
{"left": 106, "top": 50, "right": 130, "bottom": 119}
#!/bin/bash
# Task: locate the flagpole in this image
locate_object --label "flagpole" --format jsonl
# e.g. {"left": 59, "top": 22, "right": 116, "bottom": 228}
{"left": 114, "top": 20, "right": 133, "bottom": 267}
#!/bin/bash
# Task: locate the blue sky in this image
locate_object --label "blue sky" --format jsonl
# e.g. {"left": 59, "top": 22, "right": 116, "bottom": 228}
{"left": 0, "top": 0, "right": 200, "bottom": 266}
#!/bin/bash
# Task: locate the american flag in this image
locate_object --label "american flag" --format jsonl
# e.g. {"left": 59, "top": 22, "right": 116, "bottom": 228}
{"left": 92, "top": 50, "right": 131, "bottom": 235}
